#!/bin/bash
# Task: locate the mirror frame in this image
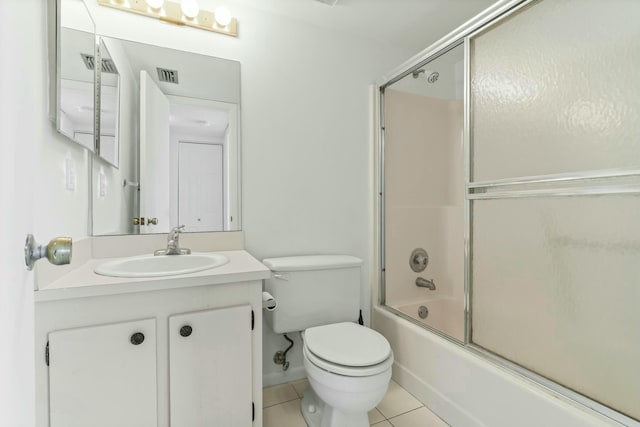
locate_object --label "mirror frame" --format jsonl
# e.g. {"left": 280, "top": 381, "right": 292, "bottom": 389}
{"left": 96, "top": 38, "right": 121, "bottom": 168}
{"left": 48, "top": 0, "right": 99, "bottom": 153}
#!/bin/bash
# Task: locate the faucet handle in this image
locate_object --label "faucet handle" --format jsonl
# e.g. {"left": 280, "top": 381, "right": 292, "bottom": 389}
{"left": 410, "top": 248, "right": 429, "bottom": 272}
{"left": 169, "top": 225, "right": 186, "bottom": 238}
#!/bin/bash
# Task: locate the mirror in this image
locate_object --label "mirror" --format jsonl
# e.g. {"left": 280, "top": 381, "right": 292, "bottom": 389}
{"left": 53, "top": 0, "right": 96, "bottom": 150}
{"left": 92, "top": 37, "right": 241, "bottom": 236}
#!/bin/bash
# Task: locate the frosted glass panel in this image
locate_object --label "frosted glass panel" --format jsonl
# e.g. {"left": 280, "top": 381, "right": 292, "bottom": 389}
{"left": 471, "top": 194, "right": 640, "bottom": 420}
{"left": 471, "top": 0, "right": 640, "bottom": 181}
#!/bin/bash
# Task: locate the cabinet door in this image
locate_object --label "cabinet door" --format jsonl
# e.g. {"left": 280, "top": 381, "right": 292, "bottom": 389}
{"left": 49, "top": 319, "right": 157, "bottom": 427}
{"left": 169, "top": 305, "right": 252, "bottom": 427}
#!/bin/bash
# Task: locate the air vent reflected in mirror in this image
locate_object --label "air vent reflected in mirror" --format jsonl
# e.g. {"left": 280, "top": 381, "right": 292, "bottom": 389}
{"left": 157, "top": 68, "right": 179, "bottom": 84}
{"left": 81, "top": 53, "right": 95, "bottom": 71}
{"left": 80, "top": 53, "right": 118, "bottom": 74}
{"left": 101, "top": 59, "right": 118, "bottom": 74}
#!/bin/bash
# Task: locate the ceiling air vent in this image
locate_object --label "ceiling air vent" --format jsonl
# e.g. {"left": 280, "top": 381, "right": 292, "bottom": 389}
{"left": 80, "top": 54, "right": 118, "bottom": 74}
{"left": 157, "top": 68, "right": 179, "bottom": 84}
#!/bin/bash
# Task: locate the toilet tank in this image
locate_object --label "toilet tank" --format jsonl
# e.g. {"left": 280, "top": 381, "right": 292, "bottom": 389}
{"left": 262, "top": 255, "right": 362, "bottom": 334}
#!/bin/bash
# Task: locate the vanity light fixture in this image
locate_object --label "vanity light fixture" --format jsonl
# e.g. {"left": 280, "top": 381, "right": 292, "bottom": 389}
{"left": 97, "top": 0, "right": 238, "bottom": 37}
{"left": 180, "top": 0, "right": 199, "bottom": 19}
{"left": 214, "top": 6, "right": 231, "bottom": 27}
{"left": 146, "top": 0, "right": 165, "bottom": 10}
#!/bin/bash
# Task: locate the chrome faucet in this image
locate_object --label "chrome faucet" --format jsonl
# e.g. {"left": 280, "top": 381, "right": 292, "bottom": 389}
{"left": 416, "top": 277, "right": 436, "bottom": 290}
{"left": 154, "top": 225, "right": 191, "bottom": 256}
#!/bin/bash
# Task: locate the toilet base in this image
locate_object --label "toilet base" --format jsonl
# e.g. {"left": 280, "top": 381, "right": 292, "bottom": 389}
{"left": 300, "top": 387, "right": 369, "bottom": 427}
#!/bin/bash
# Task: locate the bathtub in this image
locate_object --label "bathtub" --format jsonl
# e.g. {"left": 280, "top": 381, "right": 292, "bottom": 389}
{"left": 392, "top": 297, "right": 465, "bottom": 342}
{"left": 372, "top": 306, "right": 616, "bottom": 427}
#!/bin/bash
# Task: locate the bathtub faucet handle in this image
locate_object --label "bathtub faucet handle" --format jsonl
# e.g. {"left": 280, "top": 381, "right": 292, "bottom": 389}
{"left": 410, "top": 248, "right": 429, "bottom": 272}
{"left": 416, "top": 277, "right": 436, "bottom": 290}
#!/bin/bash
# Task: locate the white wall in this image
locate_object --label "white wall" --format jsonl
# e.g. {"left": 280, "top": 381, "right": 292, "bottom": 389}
{"left": 1, "top": 0, "right": 91, "bottom": 425}
{"left": 82, "top": 0, "right": 416, "bottom": 384}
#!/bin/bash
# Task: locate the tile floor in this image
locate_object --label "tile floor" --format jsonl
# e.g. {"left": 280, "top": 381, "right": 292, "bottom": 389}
{"left": 263, "top": 379, "right": 449, "bottom": 427}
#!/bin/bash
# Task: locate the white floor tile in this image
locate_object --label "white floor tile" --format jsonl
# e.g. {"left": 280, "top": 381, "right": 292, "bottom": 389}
{"left": 368, "top": 407, "right": 385, "bottom": 424}
{"left": 263, "top": 383, "right": 299, "bottom": 408}
{"left": 376, "top": 380, "right": 423, "bottom": 419}
{"left": 291, "top": 378, "right": 309, "bottom": 398}
{"left": 372, "top": 421, "right": 393, "bottom": 427}
{"left": 388, "top": 407, "right": 449, "bottom": 427}
{"left": 263, "top": 399, "right": 307, "bottom": 427}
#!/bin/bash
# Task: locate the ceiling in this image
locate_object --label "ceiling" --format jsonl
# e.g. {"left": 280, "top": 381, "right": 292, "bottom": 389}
{"left": 228, "top": 0, "right": 499, "bottom": 52}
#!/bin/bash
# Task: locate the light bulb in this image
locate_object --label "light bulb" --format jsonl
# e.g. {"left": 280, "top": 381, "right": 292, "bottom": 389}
{"left": 146, "top": 0, "right": 164, "bottom": 10}
{"left": 181, "top": 0, "right": 200, "bottom": 19}
{"left": 214, "top": 6, "right": 232, "bottom": 27}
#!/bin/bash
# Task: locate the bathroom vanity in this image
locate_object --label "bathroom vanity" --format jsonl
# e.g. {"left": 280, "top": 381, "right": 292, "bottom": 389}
{"left": 35, "top": 250, "right": 270, "bottom": 427}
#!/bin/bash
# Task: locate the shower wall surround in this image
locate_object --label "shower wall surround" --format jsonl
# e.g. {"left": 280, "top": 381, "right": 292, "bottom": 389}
{"left": 383, "top": 86, "right": 465, "bottom": 341}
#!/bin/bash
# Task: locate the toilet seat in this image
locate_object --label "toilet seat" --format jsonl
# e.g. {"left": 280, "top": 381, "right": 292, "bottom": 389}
{"left": 303, "top": 322, "right": 393, "bottom": 377}
{"left": 304, "top": 345, "right": 393, "bottom": 377}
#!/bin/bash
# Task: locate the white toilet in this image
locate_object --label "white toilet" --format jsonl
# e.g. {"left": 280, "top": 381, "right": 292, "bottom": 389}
{"left": 263, "top": 255, "right": 393, "bottom": 427}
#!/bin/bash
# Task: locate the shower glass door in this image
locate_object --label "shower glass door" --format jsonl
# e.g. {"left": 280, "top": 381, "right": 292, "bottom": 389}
{"left": 468, "top": 0, "right": 640, "bottom": 422}
{"left": 382, "top": 43, "right": 465, "bottom": 342}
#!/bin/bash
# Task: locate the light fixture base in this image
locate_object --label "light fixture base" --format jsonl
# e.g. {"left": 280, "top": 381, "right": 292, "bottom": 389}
{"left": 97, "top": 0, "right": 238, "bottom": 37}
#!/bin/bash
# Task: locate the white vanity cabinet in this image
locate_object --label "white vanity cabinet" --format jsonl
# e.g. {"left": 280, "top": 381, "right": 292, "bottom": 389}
{"left": 36, "top": 271, "right": 266, "bottom": 427}
{"left": 169, "top": 306, "right": 253, "bottom": 426}
{"left": 49, "top": 319, "right": 158, "bottom": 427}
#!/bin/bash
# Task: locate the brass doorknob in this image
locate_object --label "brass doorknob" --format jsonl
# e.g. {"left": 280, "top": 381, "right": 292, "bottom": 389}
{"left": 133, "top": 217, "right": 149, "bottom": 226}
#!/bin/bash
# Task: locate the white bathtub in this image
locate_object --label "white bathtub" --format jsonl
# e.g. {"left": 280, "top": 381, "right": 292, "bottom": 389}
{"left": 372, "top": 306, "right": 617, "bottom": 427}
{"left": 393, "top": 297, "right": 465, "bottom": 342}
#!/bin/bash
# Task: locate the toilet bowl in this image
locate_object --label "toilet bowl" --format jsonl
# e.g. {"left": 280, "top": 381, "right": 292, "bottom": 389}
{"left": 261, "top": 255, "right": 394, "bottom": 427}
{"left": 300, "top": 322, "right": 393, "bottom": 427}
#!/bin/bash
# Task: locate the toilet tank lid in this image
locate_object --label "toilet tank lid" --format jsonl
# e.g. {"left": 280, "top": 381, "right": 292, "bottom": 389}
{"left": 262, "top": 255, "right": 362, "bottom": 272}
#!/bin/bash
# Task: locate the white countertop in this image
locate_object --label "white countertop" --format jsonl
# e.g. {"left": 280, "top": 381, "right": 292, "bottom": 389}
{"left": 36, "top": 250, "right": 271, "bottom": 302}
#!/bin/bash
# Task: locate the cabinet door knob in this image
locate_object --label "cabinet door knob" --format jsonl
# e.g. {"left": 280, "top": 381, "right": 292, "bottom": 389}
{"left": 180, "top": 325, "right": 193, "bottom": 337}
{"left": 130, "top": 332, "right": 145, "bottom": 345}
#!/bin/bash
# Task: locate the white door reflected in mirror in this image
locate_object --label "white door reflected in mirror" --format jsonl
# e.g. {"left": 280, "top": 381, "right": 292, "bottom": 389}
{"left": 178, "top": 142, "right": 224, "bottom": 232}
{"left": 140, "top": 70, "right": 171, "bottom": 234}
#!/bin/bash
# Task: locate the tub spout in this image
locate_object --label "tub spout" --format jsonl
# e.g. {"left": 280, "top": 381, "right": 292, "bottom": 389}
{"left": 416, "top": 277, "right": 436, "bottom": 290}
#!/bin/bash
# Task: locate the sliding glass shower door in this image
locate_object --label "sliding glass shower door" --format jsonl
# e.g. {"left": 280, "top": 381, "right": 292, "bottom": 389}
{"left": 468, "top": 0, "right": 640, "bottom": 422}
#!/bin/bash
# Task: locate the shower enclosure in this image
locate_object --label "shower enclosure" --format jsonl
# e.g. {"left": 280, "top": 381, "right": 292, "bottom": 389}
{"left": 377, "top": 0, "right": 639, "bottom": 424}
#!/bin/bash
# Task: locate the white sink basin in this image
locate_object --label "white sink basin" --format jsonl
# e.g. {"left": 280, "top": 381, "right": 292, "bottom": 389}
{"left": 94, "top": 253, "right": 229, "bottom": 278}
